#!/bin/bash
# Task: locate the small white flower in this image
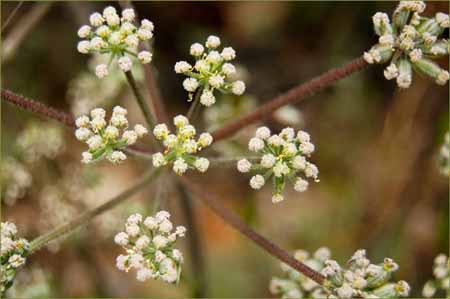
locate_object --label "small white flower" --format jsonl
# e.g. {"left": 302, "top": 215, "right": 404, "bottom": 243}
{"left": 396, "top": 73, "right": 412, "bottom": 89}
{"left": 77, "top": 40, "right": 90, "bottom": 54}
{"left": 81, "top": 152, "right": 93, "bottom": 163}
{"left": 173, "top": 115, "right": 189, "bottom": 128}
{"left": 134, "top": 124, "right": 148, "bottom": 137}
{"left": 153, "top": 235, "right": 168, "bottom": 249}
{"left": 194, "top": 158, "right": 210, "bottom": 172}
{"left": 379, "top": 34, "right": 395, "bottom": 46}
{"left": 206, "top": 35, "right": 221, "bottom": 48}
{"left": 163, "top": 134, "right": 178, "bottom": 148}
{"left": 268, "top": 135, "right": 284, "bottom": 147}
{"left": 77, "top": 25, "right": 91, "bottom": 38}
{"left": 124, "top": 34, "right": 139, "bottom": 48}
{"left": 206, "top": 50, "right": 222, "bottom": 64}
{"left": 250, "top": 175, "right": 265, "bottom": 189}
{"left": 118, "top": 56, "right": 133, "bottom": 72}
{"left": 294, "top": 178, "right": 309, "bottom": 192}
{"left": 126, "top": 224, "right": 140, "bottom": 237}
{"left": 231, "top": 80, "right": 246, "bottom": 95}
{"left": 144, "top": 216, "right": 158, "bottom": 229}
{"left": 95, "top": 64, "right": 109, "bottom": 78}
{"left": 75, "top": 128, "right": 92, "bottom": 141}
{"left": 87, "top": 135, "right": 103, "bottom": 150}
{"left": 209, "top": 75, "right": 224, "bottom": 88}
{"left": 436, "top": 70, "right": 449, "bottom": 85}
{"left": 175, "top": 61, "right": 192, "bottom": 74}
{"left": 305, "top": 163, "right": 319, "bottom": 179}
{"left": 183, "top": 78, "right": 199, "bottom": 92}
{"left": 113, "top": 106, "right": 128, "bottom": 116}
{"left": 179, "top": 124, "right": 196, "bottom": 138}
{"left": 173, "top": 158, "right": 188, "bottom": 175}
{"left": 248, "top": 137, "right": 265, "bottom": 152}
{"left": 292, "top": 155, "right": 307, "bottom": 170}
{"left": 176, "top": 226, "right": 186, "bottom": 237}
{"left": 222, "top": 63, "right": 236, "bottom": 76}
{"left": 116, "top": 254, "right": 129, "bottom": 271}
{"left": 90, "top": 37, "right": 106, "bottom": 50}
{"left": 409, "top": 48, "right": 422, "bottom": 62}
{"left": 138, "top": 51, "right": 152, "bottom": 64}
{"left": 109, "top": 150, "right": 127, "bottom": 163}
{"left": 384, "top": 64, "right": 399, "bottom": 80}
{"left": 8, "top": 254, "right": 26, "bottom": 268}
{"left": 436, "top": 12, "right": 449, "bottom": 28}
{"left": 129, "top": 253, "right": 144, "bottom": 268}
{"left": 111, "top": 114, "right": 128, "bottom": 128}
{"left": 198, "top": 132, "right": 213, "bottom": 147}
{"left": 221, "top": 47, "right": 236, "bottom": 60}
{"left": 237, "top": 159, "right": 252, "bottom": 173}
{"left": 106, "top": 14, "right": 120, "bottom": 27}
{"left": 141, "top": 19, "right": 154, "bottom": 31}
{"left": 122, "top": 8, "right": 135, "bottom": 22}
{"left": 271, "top": 194, "right": 284, "bottom": 203}
{"left": 200, "top": 90, "right": 216, "bottom": 106}
{"left": 76, "top": 115, "right": 90, "bottom": 127}
{"left": 299, "top": 142, "right": 315, "bottom": 155}
{"left": 152, "top": 152, "right": 166, "bottom": 167}
{"left": 256, "top": 127, "right": 271, "bottom": 140}
{"left": 273, "top": 162, "right": 289, "bottom": 177}
{"left": 89, "top": 12, "right": 104, "bottom": 26}
{"left": 104, "top": 125, "right": 120, "bottom": 140}
{"left": 261, "top": 154, "right": 276, "bottom": 168}
{"left": 159, "top": 219, "right": 174, "bottom": 233}
{"left": 137, "top": 28, "right": 153, "bottom": 40}
{"left": 336, "top": 284, "right": 354, "bottom": 298}
{"left": 190, "top": 43, "right": 204, "bottom": 56}
{"left": 122, "top": 130, "right": 137, "bottom": 145}
{"left": 136, "top": 268, "right": 153, "bottom": 282}
{"left": 114, "top": 232, "right": 129, "bottom": 246}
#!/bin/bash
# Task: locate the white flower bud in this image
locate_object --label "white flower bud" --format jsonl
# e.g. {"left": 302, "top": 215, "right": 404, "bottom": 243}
{"left": 76, "top": 115, "right": 90, "bottom": 127}
{"left": 77, "top": 25, "right": 91, "bottom": 38}
{"left": 133, "top": 124, "right": 147, "bottom": 137}
{"left": 89, "top": 12, "right": 104, "bottom": 27}
{"left": 206, "top": 51, "right": 222, "bottom": 64}
{"left": 114, "top": 232, "right": 129, "bottom": 246}
{"left": 81, "top": 152, "right": 93, "bottom": 164}
{"left": 118, "top": 56, "right": 132, "bottom": 72}
{"left": 248, "top": 137, "right": 265, "bottom": 152}
{"left": 152, "top": 152, "right": 166, "bottom": 167}
{"left": 125, "top": 34, "right": 139, "bottom": 48}
{"left": 75, "top": 128, "right": 92, "bottom": 141}
{"left": 200, "top": 90, "right": 216, "bottom": 106}
{"left": 174, "top": 115, "right": 189, "bottom": 127}
{"left": 173, "top": 158, "right": 188, "bottom": 175}
{"left": 153, "top": 235, "right": 168, "bottom": 249}
{"left": 122, "top": 130, "right": 138, "bottom": 145}
{"left": 261, "top": 154, "right": 276, "bottom": 168}
{"left": 294, "top": 178, "right": 309, "bottom": 192}
{"left": 77, "top": 40, "right": 90, "bottom": 54}
{"left": 183, "top": 78, "right": 199, "bottom": 92}
{"left": 250, "top": 174, "right": 265, "bottom": 189}
{"left": 194, "top": 158, "right": 209, "bottom": 172}
{"left": 140, "top": 19, "right": 154, "bottom": 31}
{"left": 206, "top": 35, "right": 221, "bottom": 48}
{"left": 256, "top": 127, "right": 271, "bottom": 140}
{"left": 104, "top": 125, "right": 119, "bottom": 140}
{"left": 231, "top": 80, "right": 246, "bottom": 95}
{"left": 237, "top": 159, "right": 252, "bottom": 173}
{"left": 153, "top": 124, "right": 169, "bottom": 140}
{"left": 209, "top": 75, "right": 224, "bottom": 88}
{"left": 87, "top": 135, "right": 102, "bottom": 150}
{"left": 109, "top": 150, "right": 127, "bottom": 164}
{"left": 175, "top": 61, "right": 192, "bottom": 73}
{"left": 95, "top": 64, "right": 109, "bottom": 79}
{"left": 121, "top": 8, "right": 135, "bottom": 22}
{"left": 190, "top": 43, "right": 204, "bottom": 56}
{"left": 138, "top": 51, "right": 153, "bottom": 64}
{"left": 137, "top": 28, "right": 153, "bottom": 40}
{"left": 221, "top": 47, "right": 236, "bottom": 60}
{"left": 198, "top": 133, "right": 213, "bottom": 147}
{"left": 384, "top": 64, "right": 399, "bottom": 80}
{"left": 222, "top": 63, "right": 236, "bottom": 76}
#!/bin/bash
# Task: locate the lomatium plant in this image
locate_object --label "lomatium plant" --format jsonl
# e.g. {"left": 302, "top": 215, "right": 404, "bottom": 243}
{"left": 237, "top": 127, "right": 319, "bottom": 203}
{"left": 75, "top": 106, "right": 148, "bottom": 164}
{"left": 364, "top": 1, "right": 449, "bottom": 88}
{"left": 1, "top": 222, "right": 29, "bottom": 296}
{"left": 152, "top": 115, "right": 213, "bottom": 175}
{"left": 114, "top": 212, "right": 186, "bottom": 284}
{"left": 2, "top": 2, "right": 448, "bottom": 297}
{"left": 77, "top": 6, "right": 153, "bottom": 78}
{"left": 422, "top": 254, "right": 450, "bottom": 298}
{"left": 271, "top": 248, "right": 410, "bottom": 298}
{"left": 175, "top": 35, "right": 246, "bottom": 106}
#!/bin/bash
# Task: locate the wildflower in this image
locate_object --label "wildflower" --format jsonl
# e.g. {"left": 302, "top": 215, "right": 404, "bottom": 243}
{"left": 237, "top": 127, "right": 319, "bottom": 203}
{"left": 1, "top": 222, "right": 29, "bottom": 295}
{"left": 152, "top": 115, "right": 212, "bottom": 175}
{"left": 77, "top": 6, "right": 154, "bottom": 78}
{"left": 175, "top": 35, "right": 246, "bottom": 104}
{"left": 422, "top": 254, "right": 450, "bottom": 297}
{"left": 365, "top": 1, "right": 449, "bottom": 88}
{"left": 75, "top": 106, "right": 147, "bottom": 164}
{"left": 114, "top": 212, "right": 185, "bottom": 284}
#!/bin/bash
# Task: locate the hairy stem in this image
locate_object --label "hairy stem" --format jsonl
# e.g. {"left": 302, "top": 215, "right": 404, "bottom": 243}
{"left": 177, "top": 183, "right": 208, "bottom": 298}
{"left": 187, "top": 88, "right": 203, "bottom": 121}
{"left": 119, "top": 0, "right": 169, "bottom": 124}
{"left": 179, "top": 176, "right": 325, "bottom": 285}
{"left": 28, "top": 168, "right": 161, "bottom": 253}
{"left": 211, "top": 56, "right": 368, "bottom": 142}
{"left": 124, "top": 70, "right": 156, "bottom": 130}
{"left": 2, "top": 2, "right": 52, "bottom": 64}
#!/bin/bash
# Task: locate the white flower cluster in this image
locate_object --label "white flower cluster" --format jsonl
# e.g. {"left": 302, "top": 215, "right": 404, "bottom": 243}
{"left": 438, "top": 132, "right": 449, "bottom": 177}
{"left": 175, "top": 35, "right": 246, "bottom": 106}
{"left": 77, "top": 6, "right": 154, "bottom": 78}
{"left": 237, "top": 127, "right": 319, "bottom": 203}
{"left": 114, "top": 212, "right": 186, "bottom": 284}
{"left": 1, "top": 222, "right": 29, "bottom": 296}
{"left": 364, "top": 1, "right": 449, "bottom": 88}
{"left": 152, "top": 115, "right": 213, "bottom": 175}
{"left": 320, "top": 249, "right": 410, "bottom": 298}
{"left": 270, "top": 247, "right": 331, "bottom": 298}
{"left": 1, "top": 158, "right": 32, "bottom": 206}
{"left": 422, "top": 254, "right": 449, "bottom": 298}
{"left": 75, "top": 106, "right": 148, "bottom": 164}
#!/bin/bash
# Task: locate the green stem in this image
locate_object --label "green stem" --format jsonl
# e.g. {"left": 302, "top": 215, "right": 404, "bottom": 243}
{"left": 187, "top": 88, "right": 203, "bottom": 121}
{"left": 124, "top": 70, "right": 156, "bottom": 130}
{"left": 28, "top": 167, "right": 161, "bottom": 253}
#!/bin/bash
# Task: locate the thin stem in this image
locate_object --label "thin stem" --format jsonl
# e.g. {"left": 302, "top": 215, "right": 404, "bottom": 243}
{"left": 211, "top": 56, "right": 368, "bottom": 142}
{"left": 2, "top": 2, "right": 52, "bottom": 64}
{"left": 124, "top": 70, "right": 156, "bottom": 130}
{"left": 187, "top": 88, "right": 203, "bottom": 121}
{"left": 119, "top": 1, "right": 169, "bottom": 124}
{"left": 178, "top": 176, "right": 326, "bottom": 285}
{"left": 152, "top": 171, "right": 169, "bottom": 213}
{"left": 177, "top": 183, "right": 207, "bottom": 298}
{"left": 1, "top": 1, "right": 24, "bottom": 33}
{"left": 28, "top": 168, "right": 161, "bottom": 253}
{"left": 209, "top": 156, "right": 259, "bottom": 168}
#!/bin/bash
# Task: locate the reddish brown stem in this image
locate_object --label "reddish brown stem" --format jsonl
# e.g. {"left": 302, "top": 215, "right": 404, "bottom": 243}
{"left": 212, "top": 56, "right": 368, "bottom": 142}
{"left": 179, "top": 176, "right": 326, "bottom": 285}
{"left": 2, "top": 89, "right": 75, "bottom": 127}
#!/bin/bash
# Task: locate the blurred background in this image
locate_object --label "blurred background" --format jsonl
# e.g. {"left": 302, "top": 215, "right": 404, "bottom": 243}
{"left": 1, "top": 1, "right": 449, "bottom": 298}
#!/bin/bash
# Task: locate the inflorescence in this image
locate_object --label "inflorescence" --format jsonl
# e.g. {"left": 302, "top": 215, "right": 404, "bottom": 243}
{"left": 422, "top": 254, "right": 450, "bottom": 298}
{"left": 77, "top": 6, "right": 154, "bottom": 78}
{"left": 271, "top": 248, "right": 410, "bottom": 298}
{"left": 237, "top": 127, "right": 319, "bottom": 203}
{"left": 152, "top": 115, "right": 213, "bottom": 175}
{"left": 364, "top": 1, "right": 449, "bottom": 88}
{"left": 1, "top": 222, "right": 29, "bottom": 296}
{"left": 114, "top": 212, "right": 186, "bottom": 284}
{"left": 75, "top": 106, "right": 148, "bottom": 164}
{"left": 175, "top": 35, "right": 246, "bottom": 106}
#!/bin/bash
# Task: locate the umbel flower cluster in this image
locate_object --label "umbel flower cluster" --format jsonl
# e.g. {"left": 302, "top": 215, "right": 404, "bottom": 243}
{"left": 152, "top": 115, "right": 213, "bottom": 175}
{"left": 321, "top": 249, "right": 410, "bottom": 298}
{"left": 364, "top": 1, "right": 449, "bottom": 88}
{"left": 422, "top": 254, "right": 450, "bottom": 298}
{"left": 270, "top": 247, "right": 331, "bottom": 298}
{"left": 77, "top": 6, "right": 154, "bottom": 78}
{"left": 438, "top": 132, "right": 449, "bottom": 177}
{"left": 1, "top": 222, "right": 29, "bottom": 296}
{"left": 114, "top": 212, "right": 186, "bottom": 284}
{"left": 237, "top": 127, "right": 319, "bottom": 203}
{"left": 175, "top": 35, "right": 246, "bottom": 106}
{"left": 75, "top": 106, "right": 148, "bottom": 164}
